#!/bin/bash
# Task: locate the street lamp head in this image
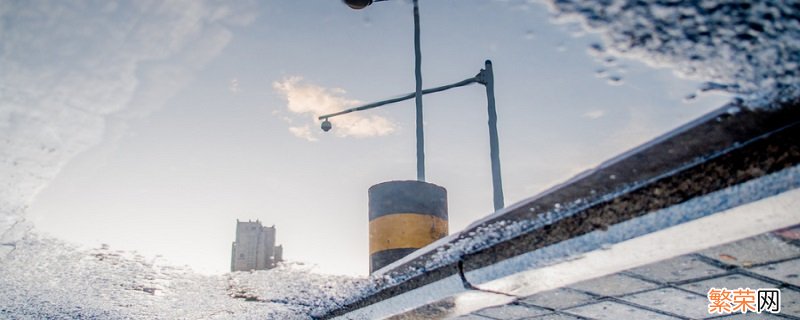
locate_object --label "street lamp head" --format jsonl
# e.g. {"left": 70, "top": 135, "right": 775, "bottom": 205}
{"left": 343, "top": 0, "right": 372, "bottom": 9}
{"left": 321, "top": 119, "right": 332, "bottom": 132}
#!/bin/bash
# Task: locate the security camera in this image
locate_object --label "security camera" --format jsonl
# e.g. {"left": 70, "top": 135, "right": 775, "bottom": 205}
{"left": 343, "top": 0, "right": 373, "bottom": 10}
{"left": 321, "top": 119, "right": 332, "bottom": 132}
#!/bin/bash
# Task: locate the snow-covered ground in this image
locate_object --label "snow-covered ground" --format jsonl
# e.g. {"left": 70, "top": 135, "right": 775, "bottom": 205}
{"left": 1, "top": 234, "right": 375, "bottom": 319}
{"left": 546, "top": 0, "right": 800, "bottom": 107}
{"left": 2, "top": 0, "right": 798, "bottom": 318}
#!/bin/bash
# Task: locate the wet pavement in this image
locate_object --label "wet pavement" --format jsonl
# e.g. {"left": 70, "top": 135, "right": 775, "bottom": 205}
{"left": 456, "top": 227, "right": 800, "bottom": 319}
{"left": 322, "top": 100, "right": 800, "bottom": 319}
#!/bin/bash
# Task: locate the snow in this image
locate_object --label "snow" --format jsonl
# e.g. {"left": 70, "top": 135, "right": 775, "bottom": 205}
{"left": 467, "top": 164, "right": 800, "bottom": 288}
{"left": 333, "top": 163, "right": 800, "bottom": 319}
{"left": 2, "top": 0, "right": 798, "bottom": 318}
{"left": 371, "top": 118, "right": 800, "bottom": 298}
{"left": 0, "top": 234, "right": 374, "bottom": 319}
{"left": 0, "top": 0, "right": 255, "bottom": 258}
{"left": 544, "top": 0, "right": 800, "bottom": 108}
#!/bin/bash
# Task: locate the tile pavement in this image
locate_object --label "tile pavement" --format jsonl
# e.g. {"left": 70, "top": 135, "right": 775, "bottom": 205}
{"left": 620, "top": 287, "right": 708, "bottom": 319}
{"left": 563, "top": 301, "right": 679, "bottom": 320}
{"left": 518, "top": 288, "right": 594, "bottom": 310}
{"left": 463, "top": 226, "right": 800, "bottom": 320}
{"left": 628, "top": 255, "right": 727, "bottom": 283}
{"left": 568, "top": 274, "right": 659, "bottom": 297}
{"left": 473, "top": 304, "right": 550, "bottom": 320}
{"left": 750, "top": 259, "right": 800, "bottom": 287}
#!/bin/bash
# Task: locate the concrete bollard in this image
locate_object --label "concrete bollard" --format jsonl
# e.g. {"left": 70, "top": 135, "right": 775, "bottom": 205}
{"left": 368, "top": 180, "right": 448, "bottom": 273}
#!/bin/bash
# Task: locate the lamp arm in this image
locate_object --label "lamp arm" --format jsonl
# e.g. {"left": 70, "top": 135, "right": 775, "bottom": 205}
{"left": 318, "top": 77, "right": 478, "bottom": 120}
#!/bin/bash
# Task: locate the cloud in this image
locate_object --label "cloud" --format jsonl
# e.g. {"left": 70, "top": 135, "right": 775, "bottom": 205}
{"left": 229, "top": 78, "right": 241, "bottom": 94}
{"left": 582, "top": 109, "right": 605, "bottom": 119}
{"left": 288, "top": 125, "right": 318, "bottom": 142}
{"left": 0, "top": 0, "right": 256, "bottom": 251}
{"left": 273, "top": 77, "right": 396, "bottom": 141}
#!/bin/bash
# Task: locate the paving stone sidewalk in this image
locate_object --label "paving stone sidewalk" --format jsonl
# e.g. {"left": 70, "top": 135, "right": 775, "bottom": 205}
{"left": 459, "top": 226, "right": 800, "bottom": 320}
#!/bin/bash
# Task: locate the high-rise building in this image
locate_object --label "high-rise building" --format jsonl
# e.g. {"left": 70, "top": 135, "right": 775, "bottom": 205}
{"left": 230, "top": 220, "right": 283, "bottom": 272}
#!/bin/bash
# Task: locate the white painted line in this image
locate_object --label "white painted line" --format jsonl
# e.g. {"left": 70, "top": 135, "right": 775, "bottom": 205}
{"left": 336, "top": 165, "right": 800, "bottom": 319}
{"left": 452, "top": 187, "right": 800, "bottom": 316}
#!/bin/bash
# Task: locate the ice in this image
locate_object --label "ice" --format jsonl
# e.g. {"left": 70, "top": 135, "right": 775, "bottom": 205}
{"left": 2, "top": 0, "right": 799, "bottom": 318}
{"left": 606, "top": 76, "right": 624, "bottom": 86}
{"left": 0, "top": 234, "right": 373, "bottom": 319}
{"left": 544, "top": 0, "right": 800, "bottom": 108}
{"left": 0, "top": 0, "right": 255, "bottom": 258}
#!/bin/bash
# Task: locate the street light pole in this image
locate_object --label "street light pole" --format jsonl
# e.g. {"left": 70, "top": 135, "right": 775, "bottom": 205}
{"left": 412, "top": 0, "right": 425, "bottom": 182}
{"left": 481, "top": 60, "right": 504, "bottom": 210}
{"left": 319, "top": 61, "right": 505, "bottom": 211}
{"left": 339, "top": 0, "right": 503, "bottom": 272}
{"left": 343, "top": 0, "right": 425, "bottom": 181}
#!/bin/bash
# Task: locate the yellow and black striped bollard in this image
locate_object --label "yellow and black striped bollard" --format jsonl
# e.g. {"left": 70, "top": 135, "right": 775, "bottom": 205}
{"left": 368, "top": 180, "right": 448, "bottom": 273}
